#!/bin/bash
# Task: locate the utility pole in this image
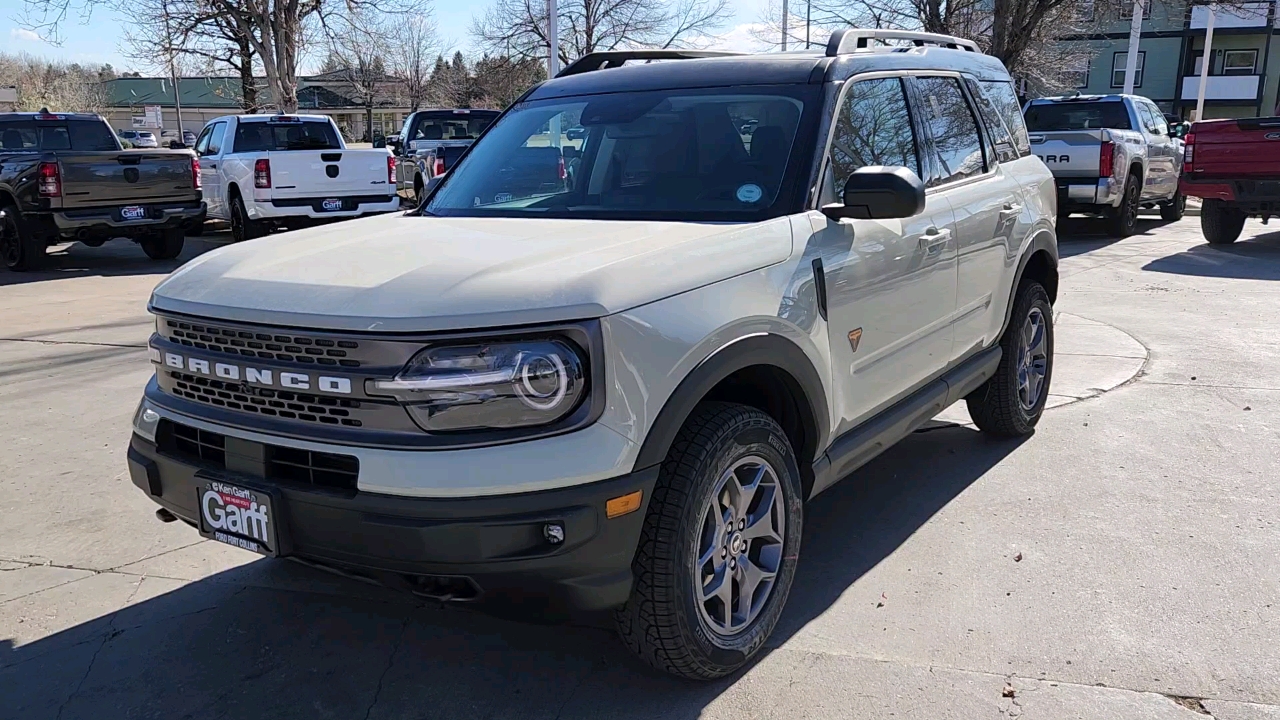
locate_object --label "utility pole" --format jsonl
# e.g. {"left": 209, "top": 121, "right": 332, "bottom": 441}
{"left": 1195, "top": 3, "right": 1217, "bottom": 121}
{"left": 781, "top": 0, "right": 788, "bottom": 51}
{"left": 1122, "top": 0, "right": 1144, "bottom": 95}
{"left": 160, "top": 0, "right": 185, "bottom": 144}
{"left": 547, "top": 0, "right": 560, "bottom": 147}
{"left": 805, "top": 0, "right": 811, "bottom": 49}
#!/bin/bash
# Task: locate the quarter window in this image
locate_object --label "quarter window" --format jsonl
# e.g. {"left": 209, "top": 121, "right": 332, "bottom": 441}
{"left": 981, "top": 80, "right": 1031, "bottom": 158}
{"left": 823, "top": 77, "right": 920, "bottom": 204}
{"left": 913, "top": 76, "right": 986, "bottom": 187}
{"left": 967, "top": 78, "right": 1018, "bottom": 164}
{"left": 206, "top": 122, "right": 227, "bottom": 155}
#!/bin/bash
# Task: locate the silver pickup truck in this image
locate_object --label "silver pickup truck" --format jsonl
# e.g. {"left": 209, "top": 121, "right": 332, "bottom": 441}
{"left": 1025, "top": 94, "right": 1185, "bottom": 236}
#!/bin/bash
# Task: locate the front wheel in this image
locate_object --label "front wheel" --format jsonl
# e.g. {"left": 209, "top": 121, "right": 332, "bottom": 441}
{"left": 1160, "top": 192, "right": 1186, "bottom": 221}
{"left": 1201, "top": 199, "right": 1246, "bottom": 245}
{"left": 966, "top": 281, "right": 1054, "bottom": 437}
{"left": 615, "top": 402, "right": 803, "bottom": 679}
{"left": 140, "top": 229, "right": 185, "bottom": 260}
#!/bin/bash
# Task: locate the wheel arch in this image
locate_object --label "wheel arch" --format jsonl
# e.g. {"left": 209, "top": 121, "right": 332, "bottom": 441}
{"left": 1000, "top": 229, "right": 1059, "bottom": 337}
{"left": 632, "top": 333, "right": 829, "bottom": 500}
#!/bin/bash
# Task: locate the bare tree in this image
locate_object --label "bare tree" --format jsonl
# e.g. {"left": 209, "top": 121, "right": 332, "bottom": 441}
{"left": 471, "top": 54, "right": 545, "bottom": 109}
{"left": 324, "top": 10, "right": 393, "bottom": 137}
{"left": 472, "top": 0, "right": 731, "bottom": 67}
{"left": 0, "top": 52, "right": 112, "bottom": 112}
{"left": 387, "top": 15, "right": 440, "bottom": 111}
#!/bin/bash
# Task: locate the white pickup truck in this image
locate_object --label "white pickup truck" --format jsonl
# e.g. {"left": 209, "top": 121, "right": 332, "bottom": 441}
{"left": 1024, "top": 94, "right": 1185, "bottom": 237}
{"left": 192, "top": 114, "right": 399, "bottom": 242}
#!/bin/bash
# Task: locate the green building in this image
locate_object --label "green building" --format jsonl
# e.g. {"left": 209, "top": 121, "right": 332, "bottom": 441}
{"left": 1063, "top": 0, "right": 1280, "bottom": 120}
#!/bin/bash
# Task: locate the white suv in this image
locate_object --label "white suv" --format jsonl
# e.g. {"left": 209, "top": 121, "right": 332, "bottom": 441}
{"left": 128, "top": 30, "right": 1059, "bottom": 679}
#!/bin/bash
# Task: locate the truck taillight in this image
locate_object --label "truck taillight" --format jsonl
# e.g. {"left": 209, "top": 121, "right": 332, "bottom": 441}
{"left": 432, "top": 154, "right": 445, "bottom": 176}
{"left": 1183, "top": 132, "right": 1196, "bottom": 173}
{"left": 38, "top": 161, "right": 61, "bottom": 198}
{"left": 192, "top": 156, "right": 201, "bottom": 190}
{"left": 387, "top": 155, "right": 396, "bottom": 185}
{"left": 254, "top": 158, "right": 271, "bottom": 188}
{"left": 558, "top": 155, "right": 566, "bottom": 181}
{"left": 1099, "top": 140, "right": 1115, "bottom": 179}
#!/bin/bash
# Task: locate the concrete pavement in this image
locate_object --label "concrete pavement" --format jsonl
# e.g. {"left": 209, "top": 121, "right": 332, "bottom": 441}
{"left": 1, "top": 215, "right": 1278, "bottom": 719}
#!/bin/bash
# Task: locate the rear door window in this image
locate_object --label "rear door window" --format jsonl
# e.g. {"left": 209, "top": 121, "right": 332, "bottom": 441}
{"left": 912, "top": 76, "right": 987, "bottom": 187}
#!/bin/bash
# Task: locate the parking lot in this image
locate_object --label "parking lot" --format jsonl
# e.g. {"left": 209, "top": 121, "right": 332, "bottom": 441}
{"left": 1, "top": 213, "right": 1278, "bottom": 719}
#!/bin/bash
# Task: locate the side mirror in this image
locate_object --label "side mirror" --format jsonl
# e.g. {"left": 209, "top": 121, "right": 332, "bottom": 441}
{"left": 822, "top": 166, "right": 926, "bottom": 221}
{"left": 372, "top": 137, "right": 386, "bottom": 149}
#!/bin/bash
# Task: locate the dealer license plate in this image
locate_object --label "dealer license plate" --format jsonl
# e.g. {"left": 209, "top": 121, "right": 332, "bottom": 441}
{"left": 121, "top": 205, "right": 147, "bottom": 221}
{"left": 320, "top": 198, "right": 343, "bottom": 212}
{"left": 196, "top": 477, "right": 279, "bottom": 556}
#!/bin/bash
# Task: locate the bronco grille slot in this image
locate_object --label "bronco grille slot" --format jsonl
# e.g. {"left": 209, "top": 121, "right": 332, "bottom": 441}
{"left": 168, "top": 371, "right": 364, "bottom": 427}
{"left": 158, "top": 420, "right": 359, "bottom": 491}
{"left": 165, "top": 321, "right": 360, "bottom": 367}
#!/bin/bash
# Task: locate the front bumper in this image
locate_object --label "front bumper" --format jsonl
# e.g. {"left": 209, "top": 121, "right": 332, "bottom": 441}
{"left": 126, "top": 427, "right": 657, "bottom": 615}
{"left": 28, "top": 200, "right": 205, "bottom": 241}
{"left": 1056, "top": 177, "right": 1123, "bottom": 209}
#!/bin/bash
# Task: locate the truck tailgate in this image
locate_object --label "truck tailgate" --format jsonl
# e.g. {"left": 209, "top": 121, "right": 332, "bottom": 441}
{"left": 268, "top": 150, "right": 392, "bottom": 199}
{"left": 1190, "top": 117, "right": 1280, "bottom": 177}
{"left": 1028, "top": 130, "right": 1104, "bottom": 178}
{"left": 59, "top": 151, "right": 198, "bottom": 208}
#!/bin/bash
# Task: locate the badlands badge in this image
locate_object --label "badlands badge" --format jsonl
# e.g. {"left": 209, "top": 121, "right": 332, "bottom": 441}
{"left": 197, "top": 478, "right": 279, "bottom": 556}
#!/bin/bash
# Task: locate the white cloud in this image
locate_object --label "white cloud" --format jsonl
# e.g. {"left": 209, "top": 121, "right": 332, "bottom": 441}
{"left": 703, "top": 23, "right": 774, "bottom": 53}
{"left": 9, "top": 28, "right": 44, "bottom": 42}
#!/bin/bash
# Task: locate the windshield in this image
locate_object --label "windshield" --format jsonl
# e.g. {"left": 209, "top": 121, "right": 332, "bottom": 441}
{"left": 426, "top": 87, "right": 812, "bottom": 221}
{"left": 409, "top": 112, "right": 497, "bottom": 141}
{"left": 1025, "top": 101, "right": 1132, "bottom": 131}
{"left": 234, "top": 120, "right": 341, "bottom": 151}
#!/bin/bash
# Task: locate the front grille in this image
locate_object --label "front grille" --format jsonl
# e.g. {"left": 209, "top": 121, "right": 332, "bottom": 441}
{"left": 163, "top": 319, "right": 361, "bottom": 368}
{"left": 161, "top": 420, "right": 359, "bottom": 491}
{"left": 168, "top": 371, "right": 364, "bottom": 427}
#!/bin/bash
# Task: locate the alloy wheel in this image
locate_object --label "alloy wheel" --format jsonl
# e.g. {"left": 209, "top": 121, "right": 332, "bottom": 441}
{"left": 694, "top": 455, "right": 786, "bottom": 638}
{"left": 1017, "top": 307, "right": 1049, "bottom": 410}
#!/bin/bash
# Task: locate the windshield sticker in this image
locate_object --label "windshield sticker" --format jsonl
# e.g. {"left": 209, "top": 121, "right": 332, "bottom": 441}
{"left": 494, "top": 193, "right": 513, "bottom": 203}
{"left": 736, "top": 184, "right": 764, "bottom": 204}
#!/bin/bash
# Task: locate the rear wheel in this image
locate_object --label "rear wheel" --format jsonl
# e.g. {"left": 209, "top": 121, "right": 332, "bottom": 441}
{"left": 966, "top": 281, "right": 1054, "bottom": 437}
{"left": 186, "top": 221, "right": 205, "bottom": 237}
{"left": 1107, "top": 173, "right": 1141, "bottom": 237}
{"left": 1160, "top": 192, "right": 1186, "bottom": 221}
{"left": 0, "top": 204, "right": 45, "bottom": 272}
{"left": 140, "top": 228, "right": 185, "bottom": 260}
{"left": 615, "top": 402, "right": 803, "bottom": 679}
{"left": 230, "top": 194, "right": 263, "bottom": 243}
{"left": 1201, "top": 199, "right": 1246, "bottom": 245}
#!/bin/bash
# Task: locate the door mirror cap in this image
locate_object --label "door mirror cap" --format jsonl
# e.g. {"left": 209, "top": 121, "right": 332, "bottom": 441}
{"left": 372, "top": 137, "right": 387, "bottom": 149}
{"left": 821, "top": 166, "right": 927, "bottom": 221}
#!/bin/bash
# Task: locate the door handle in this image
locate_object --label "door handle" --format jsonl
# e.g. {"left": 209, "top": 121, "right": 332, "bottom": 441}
{"left": 919, "top": 228, "right": 950, "bottom": 254}
{"left": 207, "top": 163, "right": 216, "bottom": 169}
{"left": 1000, "top": 203, "right": 1022, "bottom": 216}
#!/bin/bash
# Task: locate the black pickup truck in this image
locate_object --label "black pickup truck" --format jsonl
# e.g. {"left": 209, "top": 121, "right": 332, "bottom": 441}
{"left": 385, "top": 109, "right": 500, "bottom": 204}
{"left": 0, "top": 110, "right": 205, "bottom": 271}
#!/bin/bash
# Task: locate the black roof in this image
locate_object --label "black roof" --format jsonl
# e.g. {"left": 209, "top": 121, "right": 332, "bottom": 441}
{"left": 0, "top": 111, "right": 105, "bottom": 121}
{"left": 527, "top": 48, "right": 1011, "bottom": 101}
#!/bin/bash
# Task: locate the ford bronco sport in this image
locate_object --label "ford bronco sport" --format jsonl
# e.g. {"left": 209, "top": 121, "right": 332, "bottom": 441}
{"left": 128, "top": 29, "right": 1059, "bottom": 680}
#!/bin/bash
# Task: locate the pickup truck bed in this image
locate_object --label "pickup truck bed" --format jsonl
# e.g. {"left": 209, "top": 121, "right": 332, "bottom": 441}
{"left": 0, "top": 111, "right": 204, "bottom": 270}
{"left": 1180, "top": 116, "right": 1280, "bottom": 244}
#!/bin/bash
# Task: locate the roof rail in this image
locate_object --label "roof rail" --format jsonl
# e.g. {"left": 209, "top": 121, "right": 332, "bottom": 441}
{"left": 557, "top": 50, "right": 746, "bottom": 78}
{"left": 825, "top": 28, "right": 980, "bottom": 56}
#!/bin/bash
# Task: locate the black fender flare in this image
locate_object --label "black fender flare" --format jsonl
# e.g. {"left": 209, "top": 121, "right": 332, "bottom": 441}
{"left": 1001, "top": 230, "right": 1059, "bottom": 337}
{"left": 632, "top": 333, "right": 830, "bottom": 478}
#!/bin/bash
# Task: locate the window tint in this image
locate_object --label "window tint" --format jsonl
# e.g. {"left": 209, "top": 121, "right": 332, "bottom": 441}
{"left": 981, "top": 80, "right": 1031, "bottom": 157}
{"left": 206, "top": 122, "right": 227, "bottom": 155}
{"left": 233, "top": 119, "right": 339, "bottom": 152}
{"left": 67, "top": 120, "right": 119, "bottom": 151}
{"left": 409, "top": 112, "right": 497, "bottom": 141}
{"left": 1024, "top": 101, "right": 1133, "bottom": 131}
{"left": 966, "top": 78, "right": 1017, "bottom": 164}
{"left": 1135, "top": 103, "right": 1159, "bottom": 134}
{"left": 1144, "top": 103, "right": 1167, "bottom": 135}
{"left": 914, "top": 76, "right": 986, "bottom": 186}
{"left": 0, "top": 120, "right": 118, "bottom": 151}
{"left": 194, "top": 126, "right": 213, "bottom": 155}
{"left": 825, "top": 77, "right": 919, "bottom": 203}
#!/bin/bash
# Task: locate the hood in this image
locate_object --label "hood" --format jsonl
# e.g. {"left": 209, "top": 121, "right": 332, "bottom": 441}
{"left": 151, "top": 213, "right": 793, "bottom": 332}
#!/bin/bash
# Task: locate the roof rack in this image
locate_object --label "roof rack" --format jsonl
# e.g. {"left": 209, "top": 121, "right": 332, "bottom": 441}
{"left": 557, "top": 50, "right": 746, "bottom": 78}
{"left": 825, "top": 28, "right": 980, "bottom": 56}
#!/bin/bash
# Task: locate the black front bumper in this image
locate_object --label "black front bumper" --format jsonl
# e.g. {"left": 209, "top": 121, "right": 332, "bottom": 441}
{"left": 127, "top": 433, "right": 656, "bottom": 616}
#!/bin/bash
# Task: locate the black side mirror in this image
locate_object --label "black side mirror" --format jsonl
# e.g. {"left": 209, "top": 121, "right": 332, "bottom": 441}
{"left": 372, "top": 137, "right": 386, "bottom": 149}
{"left": 822, "top": 166, "right": 926, "bottom": 221}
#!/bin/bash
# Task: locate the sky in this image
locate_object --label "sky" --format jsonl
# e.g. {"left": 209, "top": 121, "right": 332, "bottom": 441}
{"left": 0, "top": 0, "right": 773, "bottom": 74}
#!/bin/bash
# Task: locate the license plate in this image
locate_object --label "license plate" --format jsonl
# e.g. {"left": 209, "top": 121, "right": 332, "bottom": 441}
{"left": 320, "top": 198, "right": 343, "bottom": 212}
{"left": 196, "top": 477, "right": 279, "bottom": 556}
{"left": 121, "top": 205, "right": 147, "bottom": 220}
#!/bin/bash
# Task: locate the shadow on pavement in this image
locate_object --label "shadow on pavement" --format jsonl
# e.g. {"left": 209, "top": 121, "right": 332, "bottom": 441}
{"left": 0, "top": 234, "right": 232, "bottom": 288}
{"left": 1142, "top": 230, "right": 1280, "bottom": 280}
{"left": 1056, "top": 216, "right": 1174, "bottom": 259}
{"left": 2, "top": 425, "right": 1022, "bottom": 719}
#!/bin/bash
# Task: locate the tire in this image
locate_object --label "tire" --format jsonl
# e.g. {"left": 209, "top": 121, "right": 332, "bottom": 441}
{"left": 413, "top": 175, "right": 424, "bottom": 204}
{"left": 615, "top": 402, "right": 803, "bottom": 680}
{"left": 1159, "top": 192, "right": 1186, "bottom": 222}
{"left": 186, "top": 221, "right": 205, "bottom": 237}
{"left": 1107, "top": 173, "right": 1141, "bottom": 237}
{"left": 230, "top": 194, "right": 263, "bottom": 243}
{"left": 966, "top": 281, "right": 1054, "bottom": 437}
{"left": 140, "top": 228, "right": 185, "bottom": 260}
{"left": 0, "top": 204, "right": 45, "bottom": 272}
{"left": 1201, "top": 199, "right": 1246, "bottom": 245}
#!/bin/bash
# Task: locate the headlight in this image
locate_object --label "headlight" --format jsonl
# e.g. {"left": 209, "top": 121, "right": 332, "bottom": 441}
{"left": 369, "top": 339, "right": 587, "bottom": 432}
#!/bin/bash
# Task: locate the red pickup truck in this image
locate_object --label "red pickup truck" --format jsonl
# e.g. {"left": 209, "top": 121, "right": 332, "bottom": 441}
{"left": 1179, "top": 116, "right": 1280, "bottom": 245}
